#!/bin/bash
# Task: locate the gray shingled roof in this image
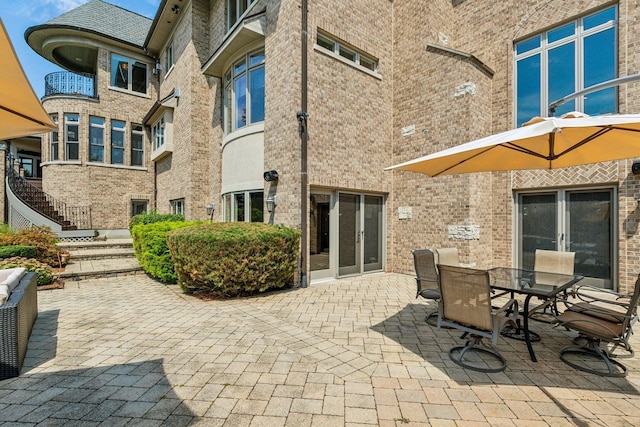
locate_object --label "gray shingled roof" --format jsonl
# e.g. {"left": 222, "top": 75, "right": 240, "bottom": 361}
{"left": 46, "top": 0, "right": 152, "bottom": 47}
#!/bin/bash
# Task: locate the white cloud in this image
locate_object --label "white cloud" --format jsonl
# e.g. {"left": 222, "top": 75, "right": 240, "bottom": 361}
{"left": 13, "top": 0, "right": 89, "bottom": 24}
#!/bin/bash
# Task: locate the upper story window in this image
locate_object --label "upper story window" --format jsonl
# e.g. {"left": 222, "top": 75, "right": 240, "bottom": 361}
{"left": 50, "top": 114, "right": 59, "bottom": 161}
{"left": 152, "top": 117, "right": 165, "bottom": 150}
{"left": 165, "top": 42, "right": 174, "bottom": 75}
{"left": 111, "top": 120, "right": 125, "bottom": 164}
{"left": 111, "top": 53, "right": 148, "bottom": 94}
{"left": 131, "top": 124, "right": 144, "bottom": 166}
{"left": 515, "top": 6, "right": 617, "bottom": 126}
{"left": 89, "top": 116, "right": 105, "bottom": 162}
{"left": 223, "top": 50, "right": 265, "bottom": 133}
{"left": 316, "top": 32, "right": 378, "bottom": 72}
{"left": 227, "top": 0, "right": 256, "bottom": 30}
{"left": 65, "top": 113, "right": 79, "bottom": 161}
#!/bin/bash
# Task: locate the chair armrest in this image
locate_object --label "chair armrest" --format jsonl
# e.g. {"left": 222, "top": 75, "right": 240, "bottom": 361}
{"left": 572, "top": 284, "right": 630, "bottom": 309}
{"left": 493, "top": 298, "right": 518, "bottom": 315}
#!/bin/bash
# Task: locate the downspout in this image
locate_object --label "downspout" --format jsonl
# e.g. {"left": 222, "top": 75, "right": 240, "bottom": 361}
{"left": 298, "top": 0, "right": 309, "bottom": 288}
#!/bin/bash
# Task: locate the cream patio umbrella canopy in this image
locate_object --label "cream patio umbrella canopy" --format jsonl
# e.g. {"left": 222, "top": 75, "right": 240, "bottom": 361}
{"left": 386, "top": 113, "right": 640, "bottom": 176}
{"left": 0, "top": 18, "right": 55, "bottom": 140}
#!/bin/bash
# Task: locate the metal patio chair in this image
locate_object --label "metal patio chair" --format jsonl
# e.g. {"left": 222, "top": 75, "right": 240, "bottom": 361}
{"left": 529, "top": 249, "right": 575, "bottom": 323}
{"left": 435, "top": 247, "right": 460, "bottom": 267}
{"left": 412, "top": 249, "right": 440, "bottom": 326}
{"left": 556, "top": 274, "right": 640, "bottom": 377}
{"left": 437, "top": 264, "right": 518, "bottom": 373}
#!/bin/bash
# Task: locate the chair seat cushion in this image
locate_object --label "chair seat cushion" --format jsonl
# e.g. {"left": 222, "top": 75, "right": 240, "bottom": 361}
{"left": 0, "top": 284, "right": 8, "bottom": 305}
{"left": 557, "top": 310, "right": 623, "bottom": 341}
{"left": 0, "top": 267, "right": 26, "bottom": 293}
{"left": 418, "top": 289, "right": 440, "bottom": 300}
{"left": 568, "top": 302, "right": 626, "bottom": 324}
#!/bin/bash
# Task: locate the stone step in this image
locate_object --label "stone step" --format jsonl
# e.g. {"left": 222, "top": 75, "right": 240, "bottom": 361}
{"left": 59, "top": 256, "right": 144, "bottom": 281}
{"left": 58, "top": 238, "right": 134, "bottom": 251}
{"left": 68, "top": 247, "right": 135, "bottom": 260}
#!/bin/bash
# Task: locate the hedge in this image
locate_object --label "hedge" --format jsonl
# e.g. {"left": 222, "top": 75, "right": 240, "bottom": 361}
{"left": 131, "top": 221, "right": 202, "bottom": 283}
{"left": 129, "top": 211, "right": 185, "bottom": 232}
{"left": 0, "top": 226, "right": 65, "bottom": 267}
{"left": 167, "top": 222, "right": 301, "bottom": 297}
{"left": 0, "top": 245, "right": 36, "bottom": 260}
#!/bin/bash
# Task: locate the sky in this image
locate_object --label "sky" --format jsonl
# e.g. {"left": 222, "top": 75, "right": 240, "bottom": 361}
{"left": 1, "top": 0, "right": 161, "bottom": 99}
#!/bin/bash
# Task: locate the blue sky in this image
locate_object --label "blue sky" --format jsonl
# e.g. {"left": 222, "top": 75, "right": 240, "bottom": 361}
{"left": 2, "top": 0, "right": 161, "bottom": 99}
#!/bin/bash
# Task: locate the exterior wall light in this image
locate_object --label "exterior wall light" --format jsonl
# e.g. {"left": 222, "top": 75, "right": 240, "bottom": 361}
{"left": 264, "top": 170, "right": 279, "bottom": 182}
{"left": 266, "top": 195, "right": 277, "bottom": 213}
{"left": 206, "top": 202, "right": 215, "bottom": 221}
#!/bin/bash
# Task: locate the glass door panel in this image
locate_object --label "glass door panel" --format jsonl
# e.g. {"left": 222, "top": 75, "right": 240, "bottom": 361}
{"left": 567, "top": 190, "right": 612, "bottom": 288}
{"left": 310, "top": 193, "right": 331, "bottom": 275}
{"left": 338, "top": 193, "right": 361, "bottom": 276}
{"left": 519, "top": 193, "right": 558, "bottom": 270}
{"left": 364, "top": 195, "right": 383, "bottom": 272}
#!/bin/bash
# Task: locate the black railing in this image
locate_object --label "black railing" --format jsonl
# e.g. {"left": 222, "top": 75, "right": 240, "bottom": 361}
{"left": 44, "top": 71, "right": 97, "bottom": 98}
{"left": 6, "top": 160, "right": 92, "bottom": 230}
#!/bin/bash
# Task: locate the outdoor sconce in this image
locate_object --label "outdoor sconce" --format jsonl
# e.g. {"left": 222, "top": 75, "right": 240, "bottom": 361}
{"left": 266, "top": 195, "right": 277, "bottom": 213}
{"left": 264, "top": 170, "right": 279, "bottom": 182}
{"left": 206, "top": 202, "right": 215, "bottom": 221}
{"left": 632, "top": 160, "right": 640, "bottom": 175}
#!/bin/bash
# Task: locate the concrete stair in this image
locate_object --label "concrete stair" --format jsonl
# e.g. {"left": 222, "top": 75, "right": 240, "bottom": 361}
{"left": 57, "top": 238, "right": 144, "bottom": 281}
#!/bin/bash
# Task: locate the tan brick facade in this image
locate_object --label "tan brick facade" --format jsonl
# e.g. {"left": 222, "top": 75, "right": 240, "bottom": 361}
{"left": 30, "top": 0, "right": 640, "bottom": 289}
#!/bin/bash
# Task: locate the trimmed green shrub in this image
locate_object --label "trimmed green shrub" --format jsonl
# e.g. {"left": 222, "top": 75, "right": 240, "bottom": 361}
{"left": 131, "top": 221, "right": 202, "bottom": 283}
{"left": 129, "top": 211, "right": 185, "bottom": 232}
{"left": 0, "top": 226, "right": 64, "bottom": 267}
{"left": 0, "top": 257, "right": 54, "bottom": 286}
{"left": 167, "top": 222, "right": 301, "bottom": 297}
{"left": 0, "top": 245, "right": 36, "bottom": 259}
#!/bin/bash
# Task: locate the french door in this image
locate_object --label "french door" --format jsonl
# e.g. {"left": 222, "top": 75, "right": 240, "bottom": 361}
{"left": 309, "top": 191, "right": 384, "bottom": 281}
{"left": 517, "top": 188, "right": 615, "bottom": 289}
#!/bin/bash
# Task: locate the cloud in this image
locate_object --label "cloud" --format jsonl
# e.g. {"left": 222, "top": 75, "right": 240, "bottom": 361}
{"left": 14, "top": 0, "right": 89, "bottom": 23}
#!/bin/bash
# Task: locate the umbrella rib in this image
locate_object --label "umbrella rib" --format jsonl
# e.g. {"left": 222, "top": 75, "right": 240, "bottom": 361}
{"left": 554, "top": 126, "right": 612, "bottom": 158}
{"left": 0, "top": 105, "right": 54, "bottom": 128}
{"left": 433, "top": 146, "right": 499, "bottom": 176}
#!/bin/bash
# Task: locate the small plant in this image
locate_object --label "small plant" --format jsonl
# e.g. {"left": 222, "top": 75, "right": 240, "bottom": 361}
{"left": 0, "top": 223, "right": 14, "bottom": 235}
{"left": 0, "top": 226, "right": 64, "bottom": 267}
{"left": 0, "top": 257, "right": 54, "bottom": 286}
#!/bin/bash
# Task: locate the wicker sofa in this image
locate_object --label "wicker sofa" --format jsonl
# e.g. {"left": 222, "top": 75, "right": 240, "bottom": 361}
{"left": 0, "top": 270, "right": 38, "bottom": 380}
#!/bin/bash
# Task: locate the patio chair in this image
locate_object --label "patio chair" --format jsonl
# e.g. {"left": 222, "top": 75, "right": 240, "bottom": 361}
{"left": 529, "top": 249, "right": 575, "bottom": 323}
{"left": 556, "top": 274, "right": 640, "bottom": 377}
{"left": 412, "top": 249, "right": 440, "bottom": 326}
{"left": 437, "top": 264, "right": 518, "bottom": 373}
{"left": 436, "top": 247, "right": 459, "bottom": 266}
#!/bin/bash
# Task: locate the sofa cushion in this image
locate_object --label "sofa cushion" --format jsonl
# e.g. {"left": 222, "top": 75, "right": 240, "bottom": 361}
{"left": 0, "top": 268, "right": 26, "bottom": 293}
{"left": 0, "top": 284, "right": 8, "bottom": 305}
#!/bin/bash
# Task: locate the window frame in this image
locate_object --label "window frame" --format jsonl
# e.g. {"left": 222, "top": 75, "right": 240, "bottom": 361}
{"left": 223, "top": 49, "right": 265, "bottom": 134}
{"left": 89, "top": 116, "right": 105, "bottom": 163}
{"left": 111, "top": 120, "right": 126, "bottom": 165}
{"left": 152, "top": 117, "right": 165, "bottom": 151}
{"left": 50, "top": 113, "right": 59, "bottom": 161}
{"left": 64, "top": 113, "right": 79, "bottom": 161}
{"left": 130, "top": 123, "right": 144, "bottom": 167}
{"left": 316, "top": 31, "right": 378, "bottom": 73}
{"left": 170, "top": 198, "right": 185, "bottom": 216}
{"left": 110, "top": 53, "right": 148, "bottom": 95}
{"left": 514, "top": 5, "right": 618, "bottom": 126}
{"left": 131, "top": 199, "right": 148, "bottom": 217}
{"left": 223, "top": 190, "right": 264, "bottom": 223}
{"left": 227, "top": 0, "right": 257, "bottom": 31}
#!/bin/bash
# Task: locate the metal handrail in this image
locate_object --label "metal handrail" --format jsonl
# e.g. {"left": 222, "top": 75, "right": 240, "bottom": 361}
{"left": 6, "top": 160, "right": 92, "bottom": 230}
{"left": 44, "top": 71, "right": 97, "bottom": 98}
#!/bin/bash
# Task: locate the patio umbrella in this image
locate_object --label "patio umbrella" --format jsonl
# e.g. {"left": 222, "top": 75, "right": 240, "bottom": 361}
{"left": 386, "top": 112, "right": 640, "bottom": 176}
{"left": 0, "top": 18, "right": 55, "bottom": 140}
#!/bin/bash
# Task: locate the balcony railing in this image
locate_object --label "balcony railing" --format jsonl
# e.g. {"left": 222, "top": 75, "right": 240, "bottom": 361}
{"left": 44, "top": 71, "right": 97, "bottom": 98}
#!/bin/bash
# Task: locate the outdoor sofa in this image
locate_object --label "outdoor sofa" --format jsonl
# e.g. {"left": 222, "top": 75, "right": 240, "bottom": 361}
{"left": 0, "top": 268, "right": 38, "bottom": 380}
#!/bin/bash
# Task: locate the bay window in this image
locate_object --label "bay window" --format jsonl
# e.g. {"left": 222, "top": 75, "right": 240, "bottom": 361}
{"left": 223, "top": 50, "right": 265, "bottom": 133}
{"left": 65, "top": 113, "right": 79, "bottom": 161}
{"left": 50, "top": 113, "right": 59, "bottom": 161}
{"left": 131, "top": 124, "right": 144, "bottom": 166}
{"left": 223, "top": 190, "right": 264, "bottom": 222}
{"left": 89, "top": 116, "right": 105, "bottom": 162}
{"left": 515, "top": 6, "right": 617, "bottom": 127}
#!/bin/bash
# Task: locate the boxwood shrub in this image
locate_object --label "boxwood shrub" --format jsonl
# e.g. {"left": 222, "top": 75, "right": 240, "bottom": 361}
{"left": 131, "top": 221, "right": 202, "bottom": 283}
{"left": 167, "top": 222, "right": 301, "bottom": 297}
{"left": 0, "top": 245, "right": 36, "bottom": 259}
{"left": 129, "top": 211, "right": 185, "bottom": 232}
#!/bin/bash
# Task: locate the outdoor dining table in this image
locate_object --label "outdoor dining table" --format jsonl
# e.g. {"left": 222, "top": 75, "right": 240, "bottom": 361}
{"left": 487, "top": 267, "right": 584, "bottom": 362}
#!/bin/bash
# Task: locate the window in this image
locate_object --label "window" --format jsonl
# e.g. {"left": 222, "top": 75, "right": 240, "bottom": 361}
{"left": 515, "top": 6, "right": 617, "bottom": 126}
{"left": 89, "top": 116, "right": 105, "bottom": 162}
{"left": 111, "top": 120, "right": 125, "bottom": 164}
{"left": 223, "top": 190, "right": 264, "bottom": 222}
{"left": 111, "top": 53, "right": 148, "bottom": 94}
{"left": 50, "top": 114, "right": 59, "bottom": 161}
{"left": 165, "top": 42, "right": 174, "bottom": 73}
{"left": 131, "top": 124, "right": 144, "bottom": 166}
{"left": 152, "top": 117, "right": 165, "bottom": 150}
{"left": 65, "top": 113, "right": 79, "bottom": 161}
{"left": 19, "top": 158, "right": 33, "bottom": 178}
{"left": 131, "top": 200, "right": 148, "bottom": 217}
{"left": 227, "top": 0, "right": 256, "bottom": 30}
{"left": 316, "top": 31, "right": 378, "bottom": 73}
{"left": 170, "top": 199, "right": 184, "bottom": 216}
{"left": 223, "top": 50, "right": 265, "bottom": 133}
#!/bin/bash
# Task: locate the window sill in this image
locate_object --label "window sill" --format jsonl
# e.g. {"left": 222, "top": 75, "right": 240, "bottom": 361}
{"left": 164, "top": 65, "right": 175, "bottom": 79}
{"left": 86, "top": 162, "right": 147, "bottom": 171}
{"left": 314, "top": 44, "right": 382, "bottom": 80}
{"left": 41, "top": 160, "right": 81, "bottom": 167}
{"left": 151, "top": 143, "right": 173, "bottom": 161}
{"left": 108, "top": 86, "right": 151, "bottom": 99}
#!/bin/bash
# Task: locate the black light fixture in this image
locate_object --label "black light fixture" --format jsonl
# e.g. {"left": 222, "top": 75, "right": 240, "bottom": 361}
{"left": 633, "top": 160, "right": 640, "bottom": 175}
{"left": 171, "top": 4, "right": 180, "bottom": 14}
{"left": 264, "top": 170, "right": 279, "bottom": 182}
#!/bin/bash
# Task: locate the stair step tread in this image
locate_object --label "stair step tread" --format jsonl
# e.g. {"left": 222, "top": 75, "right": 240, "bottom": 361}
{"left": 60, "top": 256, "right": 142, "bottom": 279}
{"left": 58, "top": 239, "right": 133, "bottom": 251}
{"left": 70, "top": 249, "right": 135, "bottom": 260}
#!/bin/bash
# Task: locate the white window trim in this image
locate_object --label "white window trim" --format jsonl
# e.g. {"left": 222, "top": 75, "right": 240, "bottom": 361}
{"left": 223, "top": 49, "right": 266, "bottom": 135}
{"left": 314, "top": 32, "right": 381, "bottom": 79}
{"left": 131, "top": 124, "right": 145, "bottom": 167}
{"left": 89, "top": 116, "right": 105, "bottom": 163}
{"left": 109, "top": 53, "right": 150, "bottom": 96}
{"left": 111, "top": 120, "right": 126, "bottom": 165}
{"left": 64, "top": 113, "right": 80, "bottom": 161}
{"left": 226, "top": 0, "right": 258, "bottom": 34}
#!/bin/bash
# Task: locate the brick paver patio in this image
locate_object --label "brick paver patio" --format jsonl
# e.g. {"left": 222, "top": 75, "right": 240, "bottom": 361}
{"left": 1, "top": 273, "right": 639, "bottom": 426}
